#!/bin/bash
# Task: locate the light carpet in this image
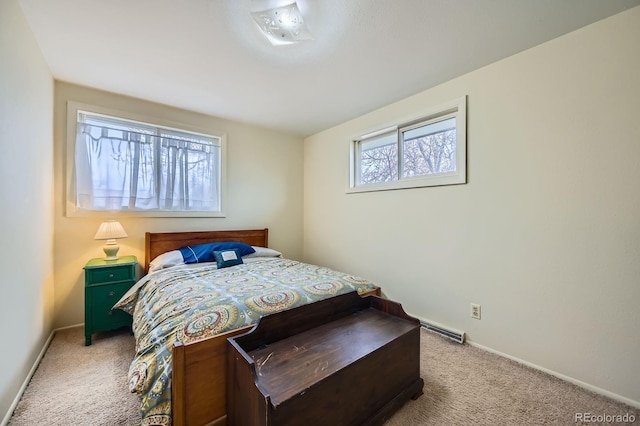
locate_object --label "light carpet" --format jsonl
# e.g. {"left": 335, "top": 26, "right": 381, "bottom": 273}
{"left": 8, "top": 326, "right": 639, "bottom": 425}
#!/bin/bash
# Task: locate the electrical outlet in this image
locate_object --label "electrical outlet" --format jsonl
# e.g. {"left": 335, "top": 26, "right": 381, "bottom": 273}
{"left": 470, "top": 303, "right": 481, "bottom": 320}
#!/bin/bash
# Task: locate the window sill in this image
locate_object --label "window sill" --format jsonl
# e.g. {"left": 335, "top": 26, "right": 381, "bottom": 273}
{"left": 65, "top": 204, "right": 226, "bottom": 218}
{"left": 346, "top": 173, "right": 466, "bottom": 194}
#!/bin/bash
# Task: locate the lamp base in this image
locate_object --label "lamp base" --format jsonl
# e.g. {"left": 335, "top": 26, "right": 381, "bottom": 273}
{"left": 103, "top": 239, "right": 120, "bottom": 260}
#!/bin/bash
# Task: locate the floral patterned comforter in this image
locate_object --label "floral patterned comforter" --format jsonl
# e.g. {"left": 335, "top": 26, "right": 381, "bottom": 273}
{"left": 113, "top": 257, "right": 377, "bottom": 426}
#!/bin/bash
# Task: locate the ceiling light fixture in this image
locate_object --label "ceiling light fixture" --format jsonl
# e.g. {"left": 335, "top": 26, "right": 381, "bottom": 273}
{"left": 251, "top": 2, "right": 313, "bottom": 46}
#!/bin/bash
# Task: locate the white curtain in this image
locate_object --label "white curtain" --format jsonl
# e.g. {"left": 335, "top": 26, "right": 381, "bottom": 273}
{"left": 75, "top": 122, "right": 219, "bottom": 211}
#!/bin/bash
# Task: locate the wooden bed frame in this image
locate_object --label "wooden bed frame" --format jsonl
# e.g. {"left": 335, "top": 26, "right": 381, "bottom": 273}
{"left": 143, "top": 229, "right": 380, "bottom": 426}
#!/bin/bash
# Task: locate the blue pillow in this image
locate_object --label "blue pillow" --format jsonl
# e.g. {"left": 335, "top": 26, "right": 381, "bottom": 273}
{"left": 213, "top": 249, "right": 244, "bottom": 269}
{"left": 178, "top": 242, "right": 255, "bottom": 264}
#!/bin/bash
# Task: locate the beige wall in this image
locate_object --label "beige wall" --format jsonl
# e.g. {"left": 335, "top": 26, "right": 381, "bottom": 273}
{"left": 0, "top": 0, "right": 55, "bottom": 421}
{"left": 304, "top": 6, "right": 640, "bottom": 407}
{"left": 53, "top": 82, "right": 304, "bottom": 328}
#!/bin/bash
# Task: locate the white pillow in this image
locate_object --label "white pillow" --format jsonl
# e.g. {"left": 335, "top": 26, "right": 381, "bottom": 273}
{"left": 244, "top": 246, "right": 282, "bottom": 258}
{"left": 148, "top": 250, "right": 184, "bottom": 273}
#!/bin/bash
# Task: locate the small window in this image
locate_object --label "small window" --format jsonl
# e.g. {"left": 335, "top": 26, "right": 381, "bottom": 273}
{"left": 349, "top": 96, "right": 466, "bottom": 192}
{"left": 66, "top": 102, "right": 226, "bottom": 217}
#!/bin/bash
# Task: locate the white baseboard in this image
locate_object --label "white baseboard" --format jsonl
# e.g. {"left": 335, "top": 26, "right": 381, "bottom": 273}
{"left": 466, "top": 339, "right": 640, "bottom": 410}
{"left": 1, "top": 323, "right": 83, "bottom": 426}
{"left": 55, "top": 323, "right": 83, "bottom": 332}
{"left": 408, "top": 309, "right": 640, "bottom": 410}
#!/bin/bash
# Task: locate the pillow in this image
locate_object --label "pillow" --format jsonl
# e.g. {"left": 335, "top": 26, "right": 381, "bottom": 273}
{"left": 178, "top": 241, "right": 255, "bottom": 264}
{"left": 213, "top": 249, "right": 244, "bottom": 269}
{"left": 244, "top": 246, "right": 283, "bottom": 258}
{"left": 148, "top": 250, "right": 184, "bottom": 273}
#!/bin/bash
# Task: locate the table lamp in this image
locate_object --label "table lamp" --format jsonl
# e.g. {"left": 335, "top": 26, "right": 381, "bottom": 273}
{"left": 94, "top": 220, "right": 128, "bottom": 260}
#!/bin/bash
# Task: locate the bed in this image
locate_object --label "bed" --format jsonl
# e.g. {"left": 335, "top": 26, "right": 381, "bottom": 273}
{"left": 115, "top": 229, "right": 380, "bottom": 426}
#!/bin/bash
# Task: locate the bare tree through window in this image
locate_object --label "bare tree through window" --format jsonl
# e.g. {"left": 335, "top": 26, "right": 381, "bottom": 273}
{"left": 361, "top": 140, "right": 398, "bottom": 184}
{"left": 402, "top": 119, "right": 456, "bottom": 178}
{"left": 358, "top": 118, "right": 456, "bottom": 185}
{"left": 76, "top": 111, "right": 221, "bottom": 212}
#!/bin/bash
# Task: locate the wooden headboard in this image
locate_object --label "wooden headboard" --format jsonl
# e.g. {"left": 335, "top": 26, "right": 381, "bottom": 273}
{"left": 144, "top": 228, "right": 269, "bottom": 273}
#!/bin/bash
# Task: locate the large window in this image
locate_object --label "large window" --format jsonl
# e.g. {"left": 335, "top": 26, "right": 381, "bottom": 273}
{"left": 66, "top": 102, "right": 226, "bottom": 217}
{"left": 349, "top": 96, "right": 466, "bottom": 192}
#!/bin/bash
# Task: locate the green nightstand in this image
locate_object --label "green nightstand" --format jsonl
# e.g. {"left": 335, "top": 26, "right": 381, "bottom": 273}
{"left": 84, "top": 255, "right": 137, "bottom": 346}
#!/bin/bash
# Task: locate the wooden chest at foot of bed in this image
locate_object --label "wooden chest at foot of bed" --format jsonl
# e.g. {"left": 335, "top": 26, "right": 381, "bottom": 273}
{"left": 227, "top": 291, "right": 424, "bottom": 426}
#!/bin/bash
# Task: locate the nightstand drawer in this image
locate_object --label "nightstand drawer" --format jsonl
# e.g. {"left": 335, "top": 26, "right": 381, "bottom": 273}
{"left": 88, "top": 282, "right": 132, "bottom": 327}
{"left": 92, "top": 304, "right": 131, "bottom": 329}
{"left": 92, "top": 281, "right": 131, "bottom": 303}
{"left": 86, "top": 265, "right": 134, "bottom": 285}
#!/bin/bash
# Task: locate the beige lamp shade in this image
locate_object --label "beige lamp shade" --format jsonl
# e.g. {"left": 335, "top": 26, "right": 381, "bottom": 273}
{"left": 94, "top": 220, "right": 128, "bottom": 260}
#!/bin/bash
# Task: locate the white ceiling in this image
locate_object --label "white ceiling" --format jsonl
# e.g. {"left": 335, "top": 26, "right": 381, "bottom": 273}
{"left": 18, "top": 0, "right": 640, "bottom": 137}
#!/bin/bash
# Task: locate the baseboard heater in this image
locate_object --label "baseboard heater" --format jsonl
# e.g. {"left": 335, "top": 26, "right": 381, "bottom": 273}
{"left": 420, "top": 320, "right": 465, "bottom": 344}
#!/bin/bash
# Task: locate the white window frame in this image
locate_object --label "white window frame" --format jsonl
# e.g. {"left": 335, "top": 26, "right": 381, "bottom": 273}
{"left": 66, "top": 101, "right": 227, "bottom": 217}
{"left": 348, "top": 96, "right": 466, "bottom": 193}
